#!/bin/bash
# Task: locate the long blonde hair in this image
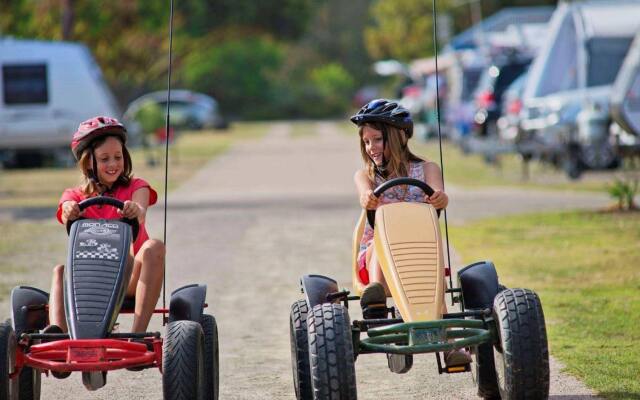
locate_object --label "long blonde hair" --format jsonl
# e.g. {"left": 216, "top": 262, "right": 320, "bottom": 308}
{"left": 77, "top": 135, "right": 133, "bottom": 195}
{"left": 358, "top": 122, "right": 423, "bottom": 181}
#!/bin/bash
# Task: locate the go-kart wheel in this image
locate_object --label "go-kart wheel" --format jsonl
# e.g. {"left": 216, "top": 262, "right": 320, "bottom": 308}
{"left": 18, "top": 366, "right": 41, "bottom": 400}
{"left": 0, "top": 320, "right": 18, "bottom": 400}
{"left": 289, "top": 300, "right": 311, "bottom": 400}
{"left": 308, "top": 303, "right": 356, "bottom": 400}
{"left": 471, "top": 343, "right": 499, "bottom": 399}
{"left": 201, "top": 314, "right": 219, "bottom": 400}
{"left": 163, "top": 320, "right": 206, "bottom": 400}
{"left": 492, "top": 288, "right": 549, "bottom": 399}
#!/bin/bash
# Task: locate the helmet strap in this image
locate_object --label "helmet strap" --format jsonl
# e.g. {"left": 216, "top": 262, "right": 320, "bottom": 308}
{"left": 374, "top": 124, "right": 390, "bottom": 178}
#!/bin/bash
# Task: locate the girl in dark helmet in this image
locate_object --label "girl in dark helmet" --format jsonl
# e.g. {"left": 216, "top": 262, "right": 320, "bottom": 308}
{"left": 352, "top": 99, "right": 448, "bottom": 291}
{"left": 49, "top": 116, "right": 165, "bottom": 337}
{"left": 352, "top": 99, "right": 470, "bottom": 366}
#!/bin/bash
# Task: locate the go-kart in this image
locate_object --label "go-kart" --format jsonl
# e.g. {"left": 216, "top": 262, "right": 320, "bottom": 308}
{"left": 1, "top": 197, "right": 218, "bottom": 399}
{"left": 290, "top": 178, "right": 550, "bottom": 400}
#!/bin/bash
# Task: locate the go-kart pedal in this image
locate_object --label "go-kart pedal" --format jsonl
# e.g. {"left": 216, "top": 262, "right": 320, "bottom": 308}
{"left": 126, "top": 338, "right": 154, "bottom": 371}
{"left": 42, "top": 325, "right": 71, "bottom": 379}
{"left": 443, "top": 348, "right": 472, "bottom": 373}
{"left": 360, "top": 282, "right": 388, "bottom": 319}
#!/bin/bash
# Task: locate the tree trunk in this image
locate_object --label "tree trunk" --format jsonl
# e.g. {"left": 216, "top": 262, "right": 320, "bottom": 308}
{"left": 62, "top": 0, "right": 75, "bottom": 40}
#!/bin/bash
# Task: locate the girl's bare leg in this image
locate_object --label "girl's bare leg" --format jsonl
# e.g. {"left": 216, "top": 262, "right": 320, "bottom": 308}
{"left": 126, "top": 240, "right": 165, "bottom": 333}
{"left": 366, "top": 246, "right": 391, "bottom": 296}
{"left": 49, "top": 264, "right": 68, "bottom": 332}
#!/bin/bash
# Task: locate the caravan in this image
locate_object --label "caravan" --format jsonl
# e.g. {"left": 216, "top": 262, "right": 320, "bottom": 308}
{"left": 517, "top": 1, "right": 640, "bottom": 178}
{"left": 0, "top": 38, "right": 120, "bottom": 166}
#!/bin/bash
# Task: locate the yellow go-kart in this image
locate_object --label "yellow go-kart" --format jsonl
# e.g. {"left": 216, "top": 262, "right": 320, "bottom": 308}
{"left": 290, "top": 177, "right": 550, "bottom": 400}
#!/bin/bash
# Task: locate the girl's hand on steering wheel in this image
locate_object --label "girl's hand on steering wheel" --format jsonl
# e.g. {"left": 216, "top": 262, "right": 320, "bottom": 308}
{"left": 62, "top": 200, "right": 82, "bottom": 222}
{"left": 425, "top": 190, "right": 448, "bottom": 209}
{"left": 360, "top": 189, "right": 379, "bottom": 210}
{"left": 119, "top": 200, "right": 144, "bottom": 221}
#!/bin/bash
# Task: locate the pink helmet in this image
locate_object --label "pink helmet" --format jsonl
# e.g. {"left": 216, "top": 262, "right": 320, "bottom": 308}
{"left": 71, "top": 116, "right": 127, "bottom": 160}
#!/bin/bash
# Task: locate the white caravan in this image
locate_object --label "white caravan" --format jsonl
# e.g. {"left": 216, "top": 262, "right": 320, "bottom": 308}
{"left": 0, "top": 38, "right": 120, "bottom": 166}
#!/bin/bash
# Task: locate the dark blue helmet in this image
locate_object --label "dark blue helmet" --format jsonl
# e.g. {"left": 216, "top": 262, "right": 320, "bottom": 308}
{"left": 350, "top": 99, "right": 413, "bottom": 138}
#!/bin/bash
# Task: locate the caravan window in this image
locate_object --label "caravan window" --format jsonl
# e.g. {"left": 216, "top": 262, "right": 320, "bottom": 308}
{"left": 2, "top": 64, "right": 48, "bottom": 105}
{"left": 587, "top": 37, "right": 633, "bottom": 88}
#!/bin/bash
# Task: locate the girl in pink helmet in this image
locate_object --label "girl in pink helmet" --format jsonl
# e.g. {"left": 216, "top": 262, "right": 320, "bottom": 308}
{"left": 49, "top": 116, "right": 164, "bottom": 336}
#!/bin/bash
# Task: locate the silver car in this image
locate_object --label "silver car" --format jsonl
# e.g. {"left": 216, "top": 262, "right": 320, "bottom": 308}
{"left": 124, "top": 90, "right": 227, "bottom": 131}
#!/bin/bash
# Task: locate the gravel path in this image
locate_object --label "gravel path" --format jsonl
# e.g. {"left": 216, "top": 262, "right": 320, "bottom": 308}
{"left": 14, "top": 121, "right": 605, "bottom": 399}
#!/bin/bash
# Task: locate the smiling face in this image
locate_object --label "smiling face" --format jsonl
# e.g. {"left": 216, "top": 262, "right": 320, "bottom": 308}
{"left": 361, "top": 125, "right": 390, "bottom": 166}
{"left": 93, "top": 136, "right": 125, "bottom": 187}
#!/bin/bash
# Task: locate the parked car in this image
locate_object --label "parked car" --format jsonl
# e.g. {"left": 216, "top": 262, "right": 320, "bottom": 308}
{"left": 518, "top": 0, "right": 640, "bottom": 178}
{"left": 444, "top": 50, "right": 486, "bottom": 142}
{"left": 124, "top": 90, "right": 227, "bottom": 132}
{"left": 472, "top": 54, "right": 531, "bottom": 138}
{"left": 611, "top": 29, "right": 640, "bottom": 145}
{"left": 497, "top": 71, "right": 528, "bottom": 143}
{"left": 0, "top": 38, "right": 121, "bottom": 167}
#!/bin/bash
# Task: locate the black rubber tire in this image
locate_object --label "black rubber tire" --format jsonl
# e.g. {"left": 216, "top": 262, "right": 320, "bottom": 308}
{"left": 492, "top": 288, "right": 550, "bottom": 400}
{"left": 18, "top": 366, "right": 40, "bottom": 400}
{"left": 163, "top": 320, "right": 206, "bottom": 400}
{"left": 471, "top": 343, "right": 499, "bottom": 399}
{"left": 308, "top": 303, "right": 357, "bottom": 400}
{"left": 0, "top": 320, "right": 18, "bottom": 400}
{"left": 563, "top": 150, "right": 583, "bottom": 180}
{"left": 290, "top": 300, "right": 312, "bottom": 400}
{"left": 201, "top": 314, "right": 219, "bottom": 400}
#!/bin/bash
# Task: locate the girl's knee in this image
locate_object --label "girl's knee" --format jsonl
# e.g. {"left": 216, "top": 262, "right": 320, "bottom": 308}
{"left": 142, "top": 239, "right": 165, "bottom": 258}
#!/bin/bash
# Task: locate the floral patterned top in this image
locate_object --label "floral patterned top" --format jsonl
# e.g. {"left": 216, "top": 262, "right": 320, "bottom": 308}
{"left": 357, "top": 161, "right": 427, "bottom": 282}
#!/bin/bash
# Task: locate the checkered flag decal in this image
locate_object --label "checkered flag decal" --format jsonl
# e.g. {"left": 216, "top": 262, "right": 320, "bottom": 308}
{"left": 75, "top": 250, "right": 120, "bottom": 261}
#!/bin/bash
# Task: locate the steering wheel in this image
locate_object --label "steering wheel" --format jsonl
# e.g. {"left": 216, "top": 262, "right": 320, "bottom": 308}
{"left": 366, "top": 177, "right": 440, "bottom": 227}
{"left": 66, "top": 196, "right": 140, "bottom": 241}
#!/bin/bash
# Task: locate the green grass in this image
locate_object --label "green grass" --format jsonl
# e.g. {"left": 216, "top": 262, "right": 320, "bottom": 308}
{"left": 450, "top": 210, "right": 640, "bottom": 399}
{"left": 0, "top": 220, "right": 65, "bottom": 300}
{"left": 0, "top": 122, "right": 266, "bottom": 208}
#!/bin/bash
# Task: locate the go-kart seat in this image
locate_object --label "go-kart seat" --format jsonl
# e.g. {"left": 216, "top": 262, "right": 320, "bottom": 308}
{"left": 353, "top": 202, "right": 445, "bottom": 322}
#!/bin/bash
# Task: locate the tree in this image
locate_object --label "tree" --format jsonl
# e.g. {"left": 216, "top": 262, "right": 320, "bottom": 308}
{"left": 365, "top": 0, "right": 440, "bottom": 62}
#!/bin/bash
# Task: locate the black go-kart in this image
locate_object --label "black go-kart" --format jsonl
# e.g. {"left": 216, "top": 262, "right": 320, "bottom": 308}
{"left": 1, "top": 197, "right": 218, "bottom": 399}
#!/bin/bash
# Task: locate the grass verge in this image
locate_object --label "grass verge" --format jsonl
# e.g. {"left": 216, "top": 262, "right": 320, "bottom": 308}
{"left": 450, "top": 210, "right": 640, "bottom": 399}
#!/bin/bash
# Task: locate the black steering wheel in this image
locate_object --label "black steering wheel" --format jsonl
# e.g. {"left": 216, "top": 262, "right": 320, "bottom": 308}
{"left": 366, "top": 177, "right": 440, "bottom": 227}
{"left": 66, "top": 196, "right": 140, "bottom": 241}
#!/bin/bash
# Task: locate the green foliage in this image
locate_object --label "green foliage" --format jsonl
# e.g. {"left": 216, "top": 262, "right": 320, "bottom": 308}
{"left": 366, "top": 0, "right": 437, "bottom": 61}
{"left": 607, "top": 177, "right": 639, "bottom": 211}
{"left": 1, "top": 0, "right": 557, "bottom": 118}
{"left": 131, "top": 101, "right": 164, "bottom": 136}
{"left": 364, "top": 0, "right": 557, "bottom": 61}
{"left": 309, "top": 63, "right": 355, "bottom": 116}
{"left": 180, "top": 34, "right": 284, "bottom": 119}
{"left": 176, "top": 0, "right": 317, "bottom": 40}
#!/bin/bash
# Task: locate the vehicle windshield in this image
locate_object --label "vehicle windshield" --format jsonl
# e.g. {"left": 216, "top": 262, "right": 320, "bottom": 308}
{"left": 587, "top": 37, "right": 633, "bottom": 87}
